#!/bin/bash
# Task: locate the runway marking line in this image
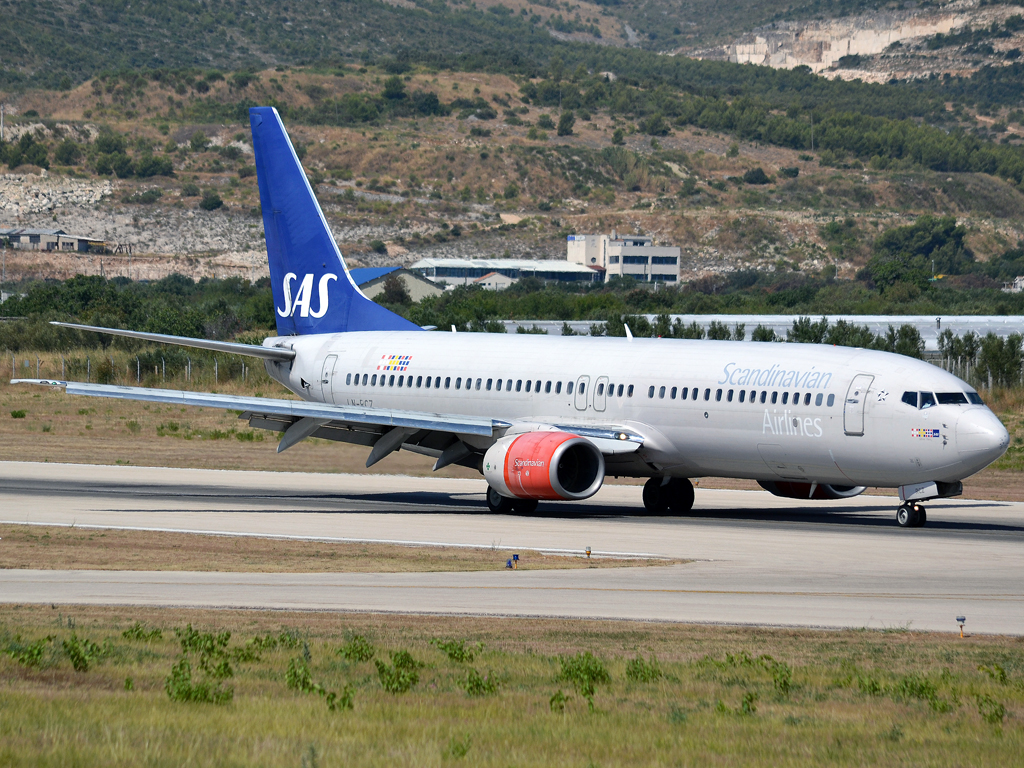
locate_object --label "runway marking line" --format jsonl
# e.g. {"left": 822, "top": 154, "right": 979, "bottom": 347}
{"left": 2, "top": 572, "right": 1020, "bottom": 602}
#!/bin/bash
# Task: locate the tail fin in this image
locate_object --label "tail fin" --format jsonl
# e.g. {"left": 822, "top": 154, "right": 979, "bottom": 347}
{"left": 249, "top": 107, "right": 421, "bottom": 336}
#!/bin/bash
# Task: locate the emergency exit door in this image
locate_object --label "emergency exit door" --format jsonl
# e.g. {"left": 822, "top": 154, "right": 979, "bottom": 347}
{"left": 843, "top": 374, "right": 874, "bottom": 436}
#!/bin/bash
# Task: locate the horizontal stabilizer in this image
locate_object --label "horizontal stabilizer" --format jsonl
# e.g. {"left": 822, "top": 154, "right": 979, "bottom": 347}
{"left": 50, "top": 321, "right": 295, "bottom": 361}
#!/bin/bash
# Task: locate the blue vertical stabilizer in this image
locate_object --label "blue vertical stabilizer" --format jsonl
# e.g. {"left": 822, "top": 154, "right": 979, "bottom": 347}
{"left": 249, "top": 107, "right": 421, "bottom": 335}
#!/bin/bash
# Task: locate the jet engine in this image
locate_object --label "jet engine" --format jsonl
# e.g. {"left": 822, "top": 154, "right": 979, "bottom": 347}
{"left": 758, "top": 481, "right": 866, "bottom": 500}
{"left": 483, "top": 431, "right": 605, "bottom": 501}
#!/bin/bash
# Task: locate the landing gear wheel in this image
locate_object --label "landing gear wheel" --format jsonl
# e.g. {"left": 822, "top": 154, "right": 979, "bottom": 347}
{"left": 486, "top": 486, "right": 516, "bottom": 514}
{"left": 896, "top": 503, "right": 927, "bottom": 528}
{"left": 643, "top": 478, "right": 670, "bottom": 514}
{"left": 512, "top": 499, "right": 539, "bottom": 515}
{"left": 668, "top": 478, "right": 696, "bottom": 514}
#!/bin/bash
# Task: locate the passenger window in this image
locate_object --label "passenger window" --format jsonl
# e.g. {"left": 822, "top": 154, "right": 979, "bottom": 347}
{"left": 659, "top": 386, "right": 666, "bottom": 399}
{"left": 771, "top": 391, "right": 777, "bottom": 404}
{"left": 444, "top": 377, "right": 451, "bottom": 389}
{"left": 345, "top": 373, "right": 352, "bottom": 385}
{"left": 804, "top": 393, "right": 811, "bottom": 406}
{"left": 580, "top": 382, "right": 585, "bottom": 394}
{"left": 362, "top": 374, "right": 368, "bottom": 385}
{"left": 727, "top": 389, "right": 733, "bottom": 402}
{"left": 827, "top": 394, "right": 835, "bottom": 407}
{"left": 535, "top": 380, "right": 541, "bottom": 392}
{"left": 704, "top": 388, "right": 711, "bottom": 401}
{"left": 597, "top": 383, "right": 604, "bottom": 396}
{"left": 476, "top": 379, "right": 482, "bottom": 390}
{"left": 389, "top": 375, "right": 395, "bottom": 386}
{"left": 545, "top": 381, "right": 551, "bottom": 393}
{"left": 556, "top": 381, "right": 562, "bottom": 394}
{"left": 815, "top": 393, "right": 823, "bottom": 406}
{"left": 496, "top": 379, "right": 502, "bottom": 391}
{"left": 398, "top": 375, "right": 404, "bottom": 387}
{"left": 716, "top": 389, "right": 723, "bottom": 402}
{"left": 901, "top": 391, "right": 918, "bottom": 408}
{"left": 793, "top": 392, "right": 799, "bottom": 404}
{"left": 525, "top": 380, "right": 531, "bottom": 393}
{"left": 782, "top": 392, "right": 789, "bottom": 405}
{"left": 919, "top": 392, "right": 936, "bottom": 409}
{"left": 506, "top": 379, "right": 512, "bottom": 391}
{"left": 738, "top": 390, "right": 745, "bottom": 403}
{"left": 681, "top": 387, "right": 688, "bottom": 400}
{"left": 692, "top": 388, "right": 698, "bottom": 401}
{"left": 608, "top": 383, "right": 615, "bottom": 397}
{"left": 516, "top": 380, "right": 523, "bottom": 392}
{"left": 381, "top": 376, "right": 386, "bottom": 387}
{"left": 648, "top": 386, "right": 655, "bottom": 398}
{"left": 760, "top": 391, "right": 767, "bottom": 404}
{"left": 618, "top": 384, "right": 624, "bottom": 397}
{"left": 627, "top": 385, "right": 634, "bottom": 397}
{"left": 750, "top": 390, "right": 755, "bottom": 402}
{"left": 486, "top": 378, "right": 493, "bottom": 391}
{"left": 415, "top": 376, "right": 422, "bottom": 387}
{"left": 670, "top": 387, "right": 677, "bottom": 399}
{"left": 457, "top": 377, "right": 464, "bottom": 389}
{"left": 371, "top": 374, "right": 377, "bottom": 386}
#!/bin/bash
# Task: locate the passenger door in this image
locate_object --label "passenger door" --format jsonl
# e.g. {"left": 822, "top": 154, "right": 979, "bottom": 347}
{"left": 593, "top": 376, "right": 609, "bottom": 412}
{"left": 843, "top": 374, "right": 874, "bottom": 436}
{"left": 574, "top": 375, "right": 590, "bottom": 411}
{"left": 320, "top": 354, "right": 338, "bottom": 403}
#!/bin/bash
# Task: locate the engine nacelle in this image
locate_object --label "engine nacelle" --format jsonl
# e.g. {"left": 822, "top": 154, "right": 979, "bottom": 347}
{"left": 484, "top": 432, "right": 605, "bottom": 501}
{"left": 758, "top": 481, "right": 867, "bottom": 500}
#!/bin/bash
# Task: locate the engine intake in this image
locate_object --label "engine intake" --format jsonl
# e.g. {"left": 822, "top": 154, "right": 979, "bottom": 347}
{"left": 483, "top": 432, "right": 605, "bottom": 501}
{"left": 758, "top": 481, "right": 866, "bottom": 500}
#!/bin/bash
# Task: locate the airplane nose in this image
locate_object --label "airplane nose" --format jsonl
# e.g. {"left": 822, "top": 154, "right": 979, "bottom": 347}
{"left": 957, "top": 408, "right": 1009, "bottom": 463}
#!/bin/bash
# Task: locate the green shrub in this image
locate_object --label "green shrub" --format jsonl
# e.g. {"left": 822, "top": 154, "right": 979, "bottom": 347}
{"left": 7, "top": 636, "right": 53, "bottom": 668}
{"left": 549, "top": 689, "right": 571, "bottom": 712}
{"left": 742, "top": 167, "right": 771, "bottom": 184}
{"left": 463, "top": 668, "right": 498, "bottom": 696}
{"left": 122, "top": 621, "right": 162, "bottom": 642}
{"left": 779, "top": 166, "right": 800, "bottom": 178}
{"left": 976, "top": 694, "right": 1005, "bottom": 724}
{"left": 181, "top": 182, "right": 200, "bottom": 197}
{"left": 431, "top": 638, "right": 478, "bottom": 663}
{"left": 375, "top": 650, "right": 421, "bottom": 694}
{"left": 625, "top": 654, "right": 662, "bottom": 683}
{"left": 558, "top": 652, "right": 609, "bottom": 699}
{"left": 286, "top": 657, "right": 316, "bottom": 693}
{"left": 10, "top": 410, "right": 26, "bottom": 419}
{"left": 164, "top": 657, "right": 233, "bottom": 704}
{"left": 62, "top": 634, "right": 102, "bottom": 672}
{"left": 199, "top": 190, "right": 223, "bottom": 210}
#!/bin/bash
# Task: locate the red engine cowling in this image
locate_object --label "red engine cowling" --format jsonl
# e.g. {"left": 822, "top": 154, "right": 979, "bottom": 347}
{"left": 758, "top": 481, "right": 867, "bottom": 500}
{"left": 483, "top": 432, "right": 605, "bottom": 501}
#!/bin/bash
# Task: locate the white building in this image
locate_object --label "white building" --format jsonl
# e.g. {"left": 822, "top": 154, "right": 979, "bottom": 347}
{"left": 567, "top": 230, "right": 680, "bottom": 284}
{"left": 410, "top": 258, "right": 601, "bottom": 286}
{"left": 473, "top": 271, "right": 518, "bottom": 291}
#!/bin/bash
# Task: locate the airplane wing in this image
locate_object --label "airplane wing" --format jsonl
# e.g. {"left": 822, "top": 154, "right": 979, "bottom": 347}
{"left": 11, "top": 379, "right": 643, "bottom": 470}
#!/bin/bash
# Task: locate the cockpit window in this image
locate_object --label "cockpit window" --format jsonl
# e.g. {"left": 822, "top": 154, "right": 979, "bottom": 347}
{"left": 967, "top": 392, "right": 984, "bottom": 405}
{"left": 936, "top": 392, "right": 968, "bottom": 405}
{"left": 901, "top": 391, "right": 917, "bottom": 408}
{"left": 919, "top": 392, "right": 936, "bottom": 409}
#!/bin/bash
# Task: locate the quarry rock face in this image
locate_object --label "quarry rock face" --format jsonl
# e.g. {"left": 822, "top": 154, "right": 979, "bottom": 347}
{"left": 0, "top": 173, "right": 113, "bottom": 216}
{"left": 728, "top": 11, "right": 965, "bottom": 72}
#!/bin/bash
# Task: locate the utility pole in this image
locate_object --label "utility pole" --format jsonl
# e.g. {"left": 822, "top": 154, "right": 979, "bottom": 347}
{"left": 1, "top": 103, "right": 5, "bottom": 143}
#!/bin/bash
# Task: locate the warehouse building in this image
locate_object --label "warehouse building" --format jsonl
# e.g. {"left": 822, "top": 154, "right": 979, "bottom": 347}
{"left": 567, "top": 230, "right": 680, "bottom": 283}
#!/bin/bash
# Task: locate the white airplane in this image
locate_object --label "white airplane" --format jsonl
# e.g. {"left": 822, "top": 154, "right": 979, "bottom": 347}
{"left": 13, "top": 107, "right": 1009, "bottom": 527}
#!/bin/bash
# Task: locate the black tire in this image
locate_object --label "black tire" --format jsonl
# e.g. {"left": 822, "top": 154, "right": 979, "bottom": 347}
{"left": 512, "top": 499, "right": 539, "bottom": 514}
{"left": 896, "top": 504, "right": 912, "bottom": 527}
{"left": 668, "top": 478, "right": 695, "bottom": 514}
{"left": 643, "top": 478, "right": 669, "bottom": 514}
{"left": 913, "top": 506, "right": 927, "bottom": 527}
{"left": 486, "top": 486, "right": 516, "bottom": 514}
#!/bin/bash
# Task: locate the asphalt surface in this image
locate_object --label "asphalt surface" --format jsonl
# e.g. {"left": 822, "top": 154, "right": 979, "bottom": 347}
{"left": 1, "top": 461, "right": 1022, "bottom": 633}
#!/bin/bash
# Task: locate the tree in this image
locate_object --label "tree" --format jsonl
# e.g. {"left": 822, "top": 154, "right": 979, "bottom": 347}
{"left": 787, "top": 316, "right": 829, "bottom": 344}
{"left": 190, "top": 131, "right": 210, "bottom": 153}
{"left": 752, "top": 325, "right": 779, "bottom": 342}
{"left": 863, "top": 215, "right": 974, "bottom": 290}
{"left": 199, "top": 190, "right": 223, "bottom": 211}
{"left": 742, "top": 167, "right": 771, "bottom": 184}
{"left": 977, "top": 332, "right": 1023, "bottom": 386}
{"left": 557, "top": 111, "right": 575, "bottom": 136}
{"left": 874, "top": 324, "right": 925, "bottom": 359}
{"left": 611, "top": 128, "right": 625, "bottom": 146}
{"left": 382, "top": 76, "right": 406, "bottom": 100}
{"left": 381, "top": 274, "right": 412, "bottom": 305}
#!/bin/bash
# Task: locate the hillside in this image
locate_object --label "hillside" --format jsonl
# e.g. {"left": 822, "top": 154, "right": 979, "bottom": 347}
{"left": 2, "top": 62, "right": 1024, "bottom": 290}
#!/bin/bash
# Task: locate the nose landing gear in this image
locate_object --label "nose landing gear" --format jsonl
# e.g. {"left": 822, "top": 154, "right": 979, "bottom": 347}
{"left": 896, "top": 502, "right": 927, "bottom": 528}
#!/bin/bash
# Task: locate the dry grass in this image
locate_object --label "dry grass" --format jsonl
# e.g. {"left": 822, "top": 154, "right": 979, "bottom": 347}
{"left": 0, "top": 604, "right": 1021, "bottom": 766}
{"left": 0, "top": 525, "right": 672, "bottom": 572}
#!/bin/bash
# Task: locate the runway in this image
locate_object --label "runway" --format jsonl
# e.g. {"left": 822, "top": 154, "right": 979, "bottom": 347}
{"left": 2, "top": 461, "right": 1022, "bottom": 633}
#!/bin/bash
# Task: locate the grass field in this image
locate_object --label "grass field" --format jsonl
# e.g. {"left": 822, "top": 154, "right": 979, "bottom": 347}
{"left": 0, "top": 525, "right": 673, "bottom": 572}
{"left": 1, "top": 605, "right": 1021, "bottom": 766}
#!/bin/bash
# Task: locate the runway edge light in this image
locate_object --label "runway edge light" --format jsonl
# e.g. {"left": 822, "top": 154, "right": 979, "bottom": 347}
{"left": 956, "top": 616, "right": 966, "bottom": 638}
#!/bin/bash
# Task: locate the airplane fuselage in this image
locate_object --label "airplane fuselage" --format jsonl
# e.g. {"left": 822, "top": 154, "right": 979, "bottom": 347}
{"left": 264, "top": 332, "right": 1009, "bottom": 488}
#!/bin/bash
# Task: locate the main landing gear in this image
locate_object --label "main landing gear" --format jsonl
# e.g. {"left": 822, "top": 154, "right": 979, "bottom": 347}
{"left": 896, "top": 501, "right": 927, "bottom": 528}
{"left": 485, "top": 486, "right": 538, "bottom": 515}
{"left": 642, "top": 477, "right": 695, "bottom": 515}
